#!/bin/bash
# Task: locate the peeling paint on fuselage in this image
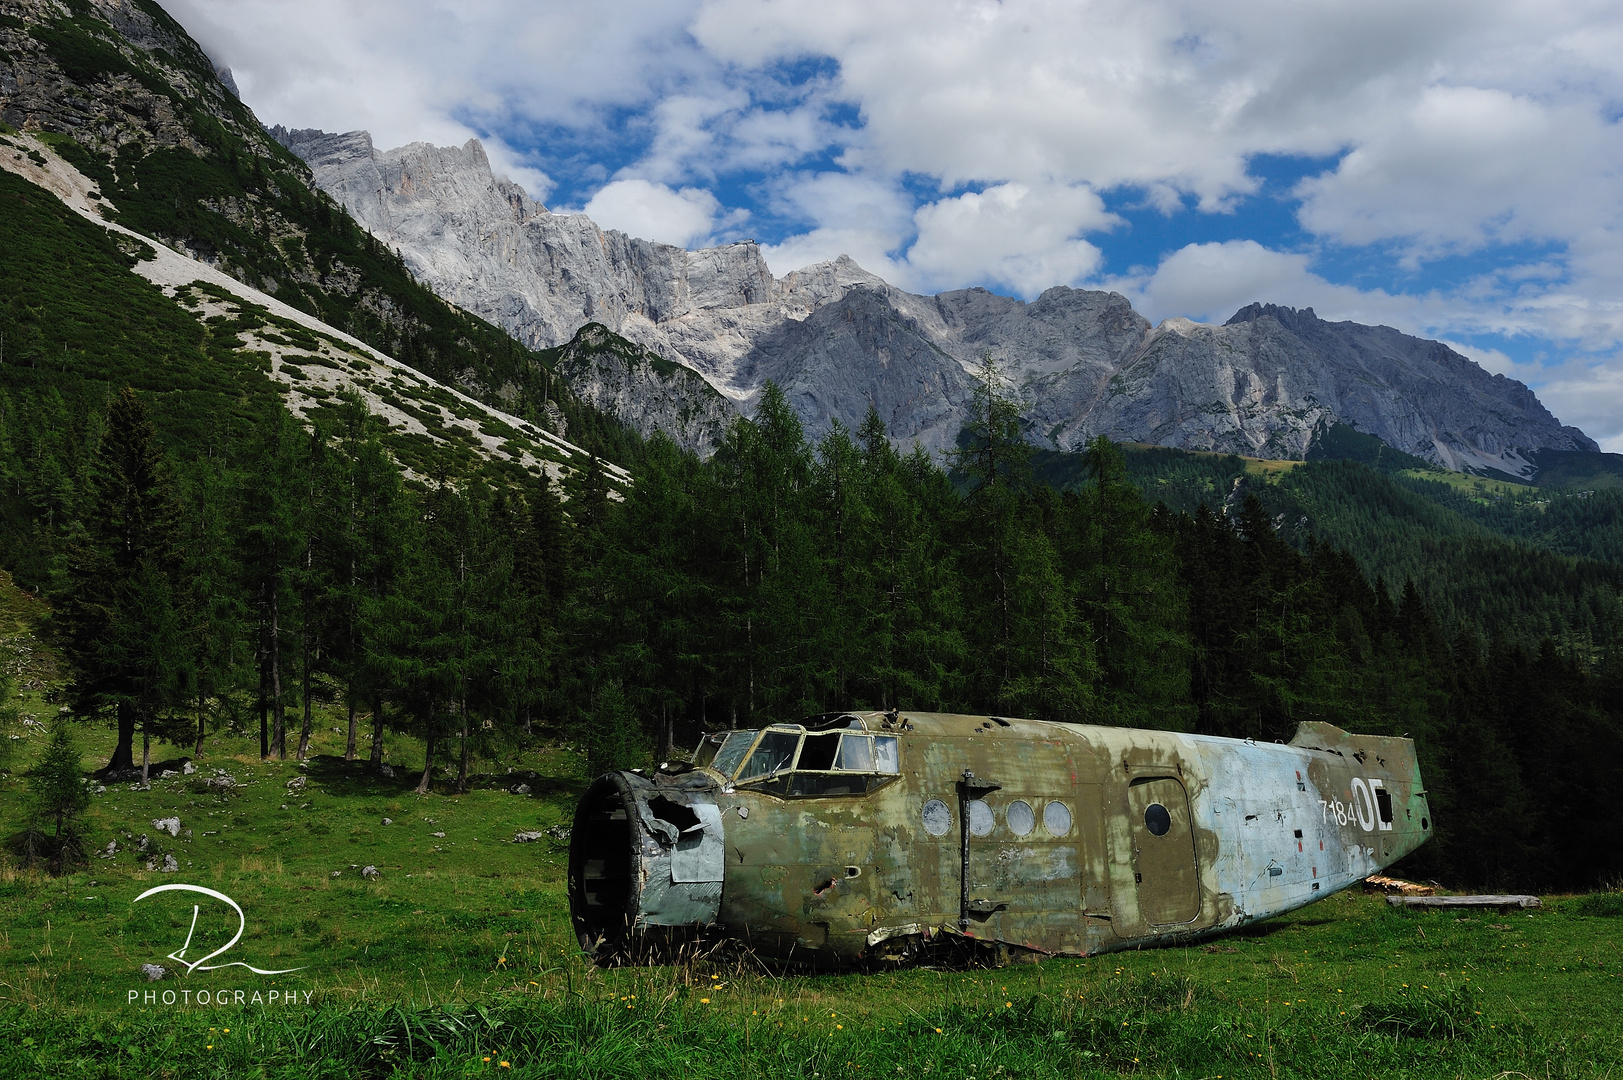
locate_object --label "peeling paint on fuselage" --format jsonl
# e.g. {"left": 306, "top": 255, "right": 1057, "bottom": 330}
{"left": 568, "top": 713, "right": 1430, "bottom": 966}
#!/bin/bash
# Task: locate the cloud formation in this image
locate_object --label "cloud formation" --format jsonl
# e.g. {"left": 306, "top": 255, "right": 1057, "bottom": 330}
{"left": 907, "top": 183, "right": 1115, "bottom": 297}
{"left": 576, "top": 179, "right": 726, "bottom": 248}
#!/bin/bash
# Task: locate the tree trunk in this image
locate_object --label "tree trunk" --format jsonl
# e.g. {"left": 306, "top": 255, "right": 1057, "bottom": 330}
{"left": 105, "top": 700, "right": 136, "bottom": 774}
{"left": 369, "top": 692, "right": 384, "bottom": 768}
{"left": 271, "top": 586, "right": 284, "bottom": 759}
{"left": 258, "top": 631, "right": 269, "bottom": 760}
{"left": 345, "top": 508, "right": 358, "bottom": 761}
{"left": 456, "top": 698, "right": 469, "bottom": 794}
{"left": 195, "top": 690, "right": 206, "bottom": 757}
{"left": 415, "top": 714, "right": 436, "bottom": 796}
{"left": 297, "top": 621, "right": 313, "bottom": 761}
{"left": 140, "top": 723, "right": 150, "bottom": 784}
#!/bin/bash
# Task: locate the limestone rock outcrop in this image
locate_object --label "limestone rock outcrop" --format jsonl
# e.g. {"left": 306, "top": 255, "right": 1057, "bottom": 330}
{"left": 278, "top": 128, "right": 1598, "bottom": 469}
{"left": 1085, "top": 304, "right": 1597, "bottom": 473}
{"left": 552, "top": 324, "right": 736, "bottom": 458}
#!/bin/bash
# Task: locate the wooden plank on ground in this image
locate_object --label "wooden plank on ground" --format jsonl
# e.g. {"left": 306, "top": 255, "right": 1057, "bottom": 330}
{"left": 1364, "top": 875, "right": 1436, "bottom": 896}
{"left": 1385, "top": 894, "right": 1541, "bottom": 909}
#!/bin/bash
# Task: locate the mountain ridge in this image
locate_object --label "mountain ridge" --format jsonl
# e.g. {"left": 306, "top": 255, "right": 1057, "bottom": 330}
{"left": 277, "top": 126, "right": 1596, "bottom": 472}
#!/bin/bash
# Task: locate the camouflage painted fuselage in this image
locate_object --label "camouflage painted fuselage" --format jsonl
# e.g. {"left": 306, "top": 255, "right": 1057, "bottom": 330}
{"left": 568, "top": 713, "right": 1431, "bottom": 965}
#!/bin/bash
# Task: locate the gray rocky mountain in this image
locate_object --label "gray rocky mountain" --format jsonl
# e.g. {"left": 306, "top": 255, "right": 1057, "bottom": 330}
{"left": 551, "top": 324, "right": 736, "bottom": 458}
{"left": 275, "top": 127, "right": 1597, "bottom": 472}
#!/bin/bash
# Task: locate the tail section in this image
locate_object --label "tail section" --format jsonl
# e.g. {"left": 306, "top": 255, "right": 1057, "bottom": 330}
{"left": 1290, "top": 721, "right": 1432, "bottom": 869}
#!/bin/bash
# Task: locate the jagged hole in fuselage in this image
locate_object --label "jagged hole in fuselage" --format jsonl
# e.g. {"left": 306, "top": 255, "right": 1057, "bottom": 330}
{"left": 574, "top": 781, "right": 636, "bottom": 948}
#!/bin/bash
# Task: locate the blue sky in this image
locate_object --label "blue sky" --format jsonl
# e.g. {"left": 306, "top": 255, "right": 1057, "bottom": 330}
{"left": 173, "top": 0, "right": 1623, "bottom": 450}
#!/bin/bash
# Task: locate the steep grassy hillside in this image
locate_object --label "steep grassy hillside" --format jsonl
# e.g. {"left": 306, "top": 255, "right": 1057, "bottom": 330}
{"left": 0, "top": 0, "right": 638, "bottom": 468}
{"left": 0, "top": 164, "right": 283, "bottom": 586}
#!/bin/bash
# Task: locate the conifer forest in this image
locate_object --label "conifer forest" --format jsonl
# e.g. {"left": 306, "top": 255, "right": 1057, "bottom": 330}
{"left": 3, "top": 351, "right": 1622, "bottom": 895}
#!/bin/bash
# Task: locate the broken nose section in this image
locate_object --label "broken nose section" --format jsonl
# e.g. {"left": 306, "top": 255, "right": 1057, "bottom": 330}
{"left": 568, "top": 769, "right": 726, "bottom": 962}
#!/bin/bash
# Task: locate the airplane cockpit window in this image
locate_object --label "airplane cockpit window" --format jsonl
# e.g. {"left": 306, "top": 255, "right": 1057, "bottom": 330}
{"left": 873, "top": 736, "right": 900, "bottom": 774}
{"left": 834, "top": 734, "right": 874, "bottom": 772}
{"left": 797, "top": 732, "right": 841, "bottom": 771}
{"left": 693, "top": 732, "right": 725, "bottom": 768}
{"left": 738, "top": 728, "right": 801, "bottom": 782}
{"left": 707, "top": 730, "right": 757, "bottom": 777}
{"left": 715, "top": 727, "right": 903, "bottom": 796}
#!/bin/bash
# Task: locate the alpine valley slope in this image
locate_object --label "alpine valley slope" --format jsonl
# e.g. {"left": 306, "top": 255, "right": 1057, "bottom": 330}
{"left": 0, "top": 127, "right": 625, "bottom": 490}
{"left": 279, "top": 128, "right": 1597, "bottom": 473}
{"left": 0, "top": 0, "right": 629, "bottom": 488}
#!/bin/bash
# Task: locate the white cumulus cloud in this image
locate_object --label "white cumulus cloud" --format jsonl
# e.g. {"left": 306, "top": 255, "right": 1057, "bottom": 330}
{"left": 1111, "top": 240, "right": 1413, "bottom": 327}
{"left": 578, "top": 179, "right": 726, "bottom": 248}
{"left": 1294, "top": 85, "right": 1623, "bottom": 256}
{"left": 907, "top": 183, "right": 1115, "bottom": 297}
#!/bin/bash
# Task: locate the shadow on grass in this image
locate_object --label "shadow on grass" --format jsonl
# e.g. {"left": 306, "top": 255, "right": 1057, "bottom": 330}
{"left": 93, "top": 754, "right": 195, "bottom": 781}
{"left": 469, "top": 768, "right": 585, "bottom": 799}
{"left": 304, "top": 755, "right": 586, "bottom": 802}
{"left": 305, "top": 755, "right": 420, "bottom": 797}
{"left": 1232, "top": 919, "right": 1309, "bottom": 940}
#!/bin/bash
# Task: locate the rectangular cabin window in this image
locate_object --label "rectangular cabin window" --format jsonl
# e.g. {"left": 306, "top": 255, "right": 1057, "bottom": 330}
{"left": 835, "top": 734, "right": 874, "bottom": 772}
{"left": 1376, "top": 787, "right": 1393, "bottom": 824}
{"left": 738, "top": 729, "right": 801, "bottom": 782}
{"left": 796, "top": 732, "right": 841, "bottom": 771}
{"left": 709, "top": 731, "right": 759, "bottom": 778}
{"left": 874, "top": 736, "right": 899, "bottom": 774}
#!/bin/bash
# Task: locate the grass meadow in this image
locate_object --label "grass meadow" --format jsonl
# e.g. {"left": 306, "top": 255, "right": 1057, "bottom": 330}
{"left": 1, "top": 666, "right": 1621, "bottom": 1077}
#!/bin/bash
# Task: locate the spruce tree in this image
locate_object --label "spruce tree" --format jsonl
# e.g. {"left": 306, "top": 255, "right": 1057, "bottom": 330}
{"left": 26, "top": 721, "right": 91, "bottom": 873}
{"left": 597, "top": 431, "right": 708, "bottom": 756}
{"left": 176, "top": 450, "right": 249, "bottom": 757}
{"left": 953, "top": 355, "right": 1060, "bottom": 712}
{"left": 583, "top": 678, "right": 647, "bottom": 777}
{"left": 53, "top": 387, "right": 192, "bottom": 778}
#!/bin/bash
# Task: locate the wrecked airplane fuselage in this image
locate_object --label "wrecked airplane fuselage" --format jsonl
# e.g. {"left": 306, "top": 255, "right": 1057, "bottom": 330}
{"left": 567, "top": 713, "right": 1431, "bottom": 966}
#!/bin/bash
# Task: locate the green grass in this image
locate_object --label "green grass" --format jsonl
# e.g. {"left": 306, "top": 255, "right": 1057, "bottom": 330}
{"left": 1, "top": 696, "right": 1621, "bottom": 1077}
{"left": 0, "top": 705, "right": 589, "bottom": 1018}
{"left": 1393, "top": 468, "right": 1527, "bottom": 501}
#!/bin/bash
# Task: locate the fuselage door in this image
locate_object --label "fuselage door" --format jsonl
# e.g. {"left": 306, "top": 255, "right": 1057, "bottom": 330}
{"left": 1127, "top": 776, "right": 1200, "bottom": 926}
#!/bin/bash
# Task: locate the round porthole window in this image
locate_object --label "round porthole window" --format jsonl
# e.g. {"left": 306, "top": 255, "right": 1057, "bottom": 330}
{"left": 1043, "top": 800, "right": 1072, "bottom": 836}
{"left": 922, "top": 799, "right": 952, "bottom": 837}
{"left": 968, "top": 799, "right": 995, "bottom": 837}
{"left": 1144, "top": 803, "right": 1171, "bottom": 836}
{"left": 1006, "top": 800, "right": 1035, "bottom": 837}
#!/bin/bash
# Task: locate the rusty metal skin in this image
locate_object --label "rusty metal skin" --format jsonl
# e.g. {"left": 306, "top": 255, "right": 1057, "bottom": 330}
{"left": 566, "top": 713, "right": 1431, "bottom": 966}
